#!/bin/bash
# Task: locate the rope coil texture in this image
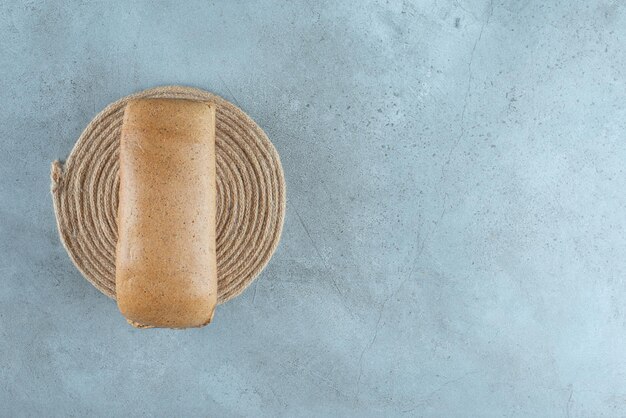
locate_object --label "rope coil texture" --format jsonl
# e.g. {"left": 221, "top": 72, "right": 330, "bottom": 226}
{"left": 51, "top": 86, "right": 286, "bottom": 304}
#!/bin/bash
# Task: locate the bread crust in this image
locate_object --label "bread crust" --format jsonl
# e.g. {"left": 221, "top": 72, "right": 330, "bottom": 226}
{"left": 116, "top": 98, "right": 217, "bottom": 328}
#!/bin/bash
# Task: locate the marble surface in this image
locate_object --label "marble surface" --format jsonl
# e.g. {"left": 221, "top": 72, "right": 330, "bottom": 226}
{"left": 1, "top": 1, "right": 625, "bottom": 416}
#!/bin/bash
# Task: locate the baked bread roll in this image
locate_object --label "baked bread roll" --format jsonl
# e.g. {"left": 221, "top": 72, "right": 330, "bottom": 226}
{"left": 116, "top": 98, "right": 217, "bottom": 328}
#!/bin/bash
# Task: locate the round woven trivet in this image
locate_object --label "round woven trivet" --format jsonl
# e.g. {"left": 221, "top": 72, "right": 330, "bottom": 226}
{"left": 51, "top": 85, "right": 286, "bottom": 304}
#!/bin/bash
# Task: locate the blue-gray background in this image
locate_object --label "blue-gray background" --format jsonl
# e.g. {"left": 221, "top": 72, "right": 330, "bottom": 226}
{"left": 1, "top": 1, "right": 625, "bottom": 417}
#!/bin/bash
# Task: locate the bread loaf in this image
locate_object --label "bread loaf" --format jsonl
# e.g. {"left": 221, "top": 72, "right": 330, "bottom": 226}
{"left": 116, "top": 98, "right": 217, "bottom": 328}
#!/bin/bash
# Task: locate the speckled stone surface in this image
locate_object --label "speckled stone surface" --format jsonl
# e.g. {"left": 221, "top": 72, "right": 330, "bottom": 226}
{"left": 1, "top": 1, "right": 625, "bottom": 416}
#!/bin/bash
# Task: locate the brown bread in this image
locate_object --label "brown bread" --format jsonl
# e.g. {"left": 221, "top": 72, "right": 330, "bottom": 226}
{"left": 116, "top": 98, "right": 217, "bottom": 328}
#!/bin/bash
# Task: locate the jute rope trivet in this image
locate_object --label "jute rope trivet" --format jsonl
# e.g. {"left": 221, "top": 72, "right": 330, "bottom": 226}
{"left": 51, "top": 85, "right": 286, "bottom": 304}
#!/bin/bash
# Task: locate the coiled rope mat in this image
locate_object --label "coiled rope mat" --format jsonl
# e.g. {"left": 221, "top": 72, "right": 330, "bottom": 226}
{"left": 51, "top": 85, "right": 286, "bottom": 304}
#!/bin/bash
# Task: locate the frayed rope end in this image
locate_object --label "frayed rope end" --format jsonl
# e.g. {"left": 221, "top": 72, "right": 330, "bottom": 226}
{"left": 51, "top": 160, "right": 63, "bottom": 193}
